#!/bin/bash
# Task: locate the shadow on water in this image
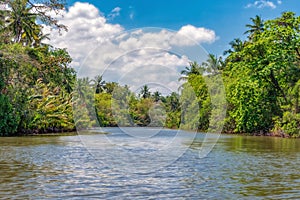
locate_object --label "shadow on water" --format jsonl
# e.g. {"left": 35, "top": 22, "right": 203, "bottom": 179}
{"left": 189, "top": 134, "right": 300, "bottom": 199}
{"left": 221, "top": 135, "right": 300, "bottom": 153}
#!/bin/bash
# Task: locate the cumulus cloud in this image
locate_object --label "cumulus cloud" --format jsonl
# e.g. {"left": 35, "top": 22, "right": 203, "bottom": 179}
{"left": 43, "top": 2, "right": 215, "bottom": 93}
{"left": 43, "top": 2, "right": 123, "bottom": 68}
{"left": 172, "top": 25, "right": 217, "bottom": 46}
{"left": 245, "top": 0, "right": 277, "bottom": 9}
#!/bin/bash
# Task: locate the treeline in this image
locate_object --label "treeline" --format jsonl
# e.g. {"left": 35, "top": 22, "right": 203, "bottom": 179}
{"left": 73, "top": 77, "right": 182, "bottom": 129}
{"left": 80, "top": 12, "right": 300, "bottom": 137}
{"left": 0, "top": 1, "right": 299, "bottom": 137}
{"left": 179, "top": 12, "right": 300, "bottom": 137}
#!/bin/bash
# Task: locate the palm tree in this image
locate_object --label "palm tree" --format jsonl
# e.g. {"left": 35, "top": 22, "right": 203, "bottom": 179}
{"left": 179, "top": 61, "right": 203, "bottom": 81}
{"left": 3, "top": 0, "right": 43, "bottom": 45}
{"left": 152, "top": 91, "right": 161, "bottom": 102}
{"left": 244, "top": 15, "right": 264, "bottom": 39}
{"left": 105, "top": 82, "right": 118, "bottom": 94}
{"left": 166, "top": 92, "right": 180, "bottom": 112}
{"left": 223, "top": 38, "right": 244, "bottom": 55}
{"left": 76, "top": 77, "right": 93, "bottom": 99}
{"left": 93, "top": 75, "right": 106, "bottom": 94}
{"left": 140, "top": 85, "right": 151, "bottom": 99}
{"left": 202, "top": 54, "right": 224, "bottom": 74}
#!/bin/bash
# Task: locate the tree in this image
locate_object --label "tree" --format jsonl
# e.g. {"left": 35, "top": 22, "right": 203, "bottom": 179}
{"left": 179, "top": 61, "right": 203, "bottom": 81}
{"left": 4, "top": 0, "right": 40, "bottom": 44}
{"left": 152, "top": 91, "right": 161, "bottom": 102}
{"left": 105, "top": 82, "right": 118, "bottom": 94}
{"left": 0, "top": 0, "right": 67, "bottom": 46}
{"left": 139, "top": 85, "right": 151, "bottom": 99}
{"left": 0, "top": 92, "right": 20, "bottom": 136}
{"left": 202, "top": 54, "right": 224, "bottom": 74}
{"left": 223, "top": 38, "right": 244, "bottom": 56}
{"left": 94, "top": 75, "right": 105, "bottom": 94}
{"left": 28, "top": 79, "right": 74, "bottom": 133}
{"left": 223, "top": 12, "right": 300, "bottom": 135}
{"left": 244, "top": 15, "right": 264, "bottom": 39}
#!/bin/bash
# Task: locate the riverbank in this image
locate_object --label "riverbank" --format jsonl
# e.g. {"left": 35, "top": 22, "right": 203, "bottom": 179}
{"left": 2, "top": 126, "right": 298, "bottom": 138}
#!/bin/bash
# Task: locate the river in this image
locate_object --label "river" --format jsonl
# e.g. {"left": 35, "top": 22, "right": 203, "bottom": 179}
{"left": 0, "top": 127, "right": 299, "bottom": 199}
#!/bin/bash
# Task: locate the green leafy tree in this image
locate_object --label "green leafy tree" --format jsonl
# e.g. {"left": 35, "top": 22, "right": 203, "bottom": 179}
{"left": 223, "top": 12, "right": 300, "bottom": 135}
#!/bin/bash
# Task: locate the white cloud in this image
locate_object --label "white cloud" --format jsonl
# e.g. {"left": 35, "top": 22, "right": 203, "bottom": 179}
{"left": 246, "top": 0, "right": 277, "bottom": 9}
{"left": 108, "top": 7, "right": 121, "bottom": 20}
{"left": 43, "top": 2, "right": 123, "bottom": 69}
{"left": 112, "top": 7, "right": 121, "bottom": 13}
{"left": 43, "top": 2, "right": 215, "bottom": 93}
{"left": 172, "top": 25, "right": 217, "bottom": 46}
{"left": 277, "top": 0, "right": 282, "bottom": 5}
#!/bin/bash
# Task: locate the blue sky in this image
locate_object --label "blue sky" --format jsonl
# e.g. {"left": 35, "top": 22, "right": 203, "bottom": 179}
{"left": 65, "top": 0, "right": 300, "bottom": 55}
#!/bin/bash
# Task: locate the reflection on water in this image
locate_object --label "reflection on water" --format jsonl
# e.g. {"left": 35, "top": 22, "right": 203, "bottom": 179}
{"left": 0, "top": 129, "right": 299, "bottom": 199}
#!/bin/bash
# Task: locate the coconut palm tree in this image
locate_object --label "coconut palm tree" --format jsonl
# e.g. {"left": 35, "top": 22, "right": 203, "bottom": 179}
{"left": 93, "top": 75, "right": 106, "bottom": 94}
{"left": 202, "top": 54, "right": 224, "bottom": 74}
{"left": 223, "top": 38, "right": 244, "bottom": 55}
{"left": 140, "top": 85, "right": 151, "bottom": 99}
{"left": 2, "top": 0, "right": 45, "bottom": 46}
{"left": 152, "top": 91, "right": 161, "bottom": 102}
{"left": 244, "top": 15, "right": 264, "bottom": 39}
{"left": 179, "top": 61, "right": 203, "bottom": 81}
{"left": 76, "top": 77, "right": 93, "bottom": 99}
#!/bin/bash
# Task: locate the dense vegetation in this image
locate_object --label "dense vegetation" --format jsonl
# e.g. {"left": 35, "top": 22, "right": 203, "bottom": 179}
{"left": 0, "top": 0, "right": 299, "bottom": 137}
{"left": 0, "top": 0, "right": 76, "bottom": 136}
{"left": 223, "top": 12, "right": 300, "bottom": 137}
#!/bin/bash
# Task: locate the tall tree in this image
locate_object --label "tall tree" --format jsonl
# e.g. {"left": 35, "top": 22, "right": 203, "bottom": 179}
{"left": 0, "top": 0, "right": 66, "bottom": 46}
{"left": 139, "top": 85, "right": 151, "bottom": 99}
{"left": 179, "top": 61, "right": 203, "bottom": 81}
{"left": 152, "top": 91, "right": 161, "bottom": 102}
{"left": 223, "top": 12, "right": 300, "bottom": 135}
{"left": 4, "top": 0, "right": 39, "bottom": 44}
{"left": 223, "top": 38, "right": 244, "bottom": 55}
{"left": 94, "top": 75, "right": 105, "bottom": 94}
{"left": 202, "top": 54, "right": 224, "bottom": 74}
{"left": 244, "top": 15, "right": 264, "bottom": 39}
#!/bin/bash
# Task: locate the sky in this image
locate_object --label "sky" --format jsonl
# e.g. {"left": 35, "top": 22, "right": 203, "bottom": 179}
{"left": 44, "top": 0, "right": 300, "bottom": 93}
{"left": 63, "top": 0, "right": 300, "bottom": 55}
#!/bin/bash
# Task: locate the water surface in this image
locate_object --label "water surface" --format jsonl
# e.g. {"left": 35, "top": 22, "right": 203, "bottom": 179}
{"left": 0, "top": 128, "right": 299, "bottom": 199}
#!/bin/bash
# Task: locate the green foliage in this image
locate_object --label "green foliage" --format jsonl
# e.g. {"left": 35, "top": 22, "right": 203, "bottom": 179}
{"left": 223, "top": 12, "right": 300, "bottom": 135}
{"left": 0, "top": 94, "right": 20, "bottom": 136}
{"left": 0, "top": 0, "right": 67, "bottom": 47}
{"left": 1, "top": 9, "right": 300, "bottom": 138}
{"left": 181, "top": 74, "right": 211, "bottom": 131}
{"left": 281, "top": 112, "right": 300, "bottom": 137}
{"left": 27, "top": 79, "right": 74, "bottom": 132}
{"left": 0, "top": 42, "right": 76, "bottom": 135}
{"left": 72, "top": 77, "right": 96, "bottom": 129}
{"left": 95, "top": 93, "right": 116, "bottom": 127}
